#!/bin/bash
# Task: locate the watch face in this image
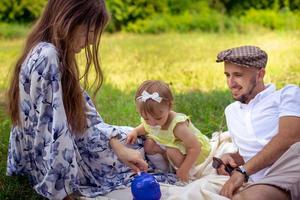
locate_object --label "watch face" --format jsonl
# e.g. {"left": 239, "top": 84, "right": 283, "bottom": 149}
{"left": 237, "top": 166, "right": 249, "bottom": 182}
{"left": 238, "top": 166, "right": 246, "bottom": 173}
{"left": 240, "top": 166, "right": 249, "bottom": 174}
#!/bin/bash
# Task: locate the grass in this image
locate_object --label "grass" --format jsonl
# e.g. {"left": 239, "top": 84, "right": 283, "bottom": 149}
{"left": 0, "top": 30, "right": 299, "bottom": 199}
{"left": 0, "top": 23, "right": 30, "bottom": 39}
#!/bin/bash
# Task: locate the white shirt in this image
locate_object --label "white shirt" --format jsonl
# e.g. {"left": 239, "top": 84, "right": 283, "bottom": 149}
{"left": 225, "top": 84, "right": 300, "bottom": 181}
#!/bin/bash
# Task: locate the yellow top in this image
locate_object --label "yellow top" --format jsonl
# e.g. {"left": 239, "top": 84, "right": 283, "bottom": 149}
{"left": 142, "top": 113, "right": 211, "bottom": 165}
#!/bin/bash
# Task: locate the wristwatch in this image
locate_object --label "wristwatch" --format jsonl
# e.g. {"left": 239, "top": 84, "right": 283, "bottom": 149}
{"left": 235, "top": 165, "right": 249, "bottom": 182}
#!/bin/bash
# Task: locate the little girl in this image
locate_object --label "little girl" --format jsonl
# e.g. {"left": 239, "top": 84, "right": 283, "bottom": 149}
{"left": 127, "top": 80, "right": 211, "bottom": 182}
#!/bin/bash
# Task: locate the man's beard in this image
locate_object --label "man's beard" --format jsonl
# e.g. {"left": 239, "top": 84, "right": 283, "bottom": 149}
{"left": 233, "top": 77, "right": 257, "bottom": 103}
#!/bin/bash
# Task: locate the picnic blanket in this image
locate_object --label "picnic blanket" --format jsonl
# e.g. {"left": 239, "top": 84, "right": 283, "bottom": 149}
{"left": 81, "top": 131, "right": 237, "bottom": 200}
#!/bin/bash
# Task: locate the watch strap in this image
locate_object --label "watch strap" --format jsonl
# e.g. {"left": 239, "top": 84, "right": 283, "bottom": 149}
{"left": 235, "top": 166, "right": 249, "bottom": 182}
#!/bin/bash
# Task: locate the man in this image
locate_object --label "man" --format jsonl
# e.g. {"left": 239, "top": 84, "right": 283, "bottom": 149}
{"left": 215, "top": 46, "right": 300, "bottom": 200}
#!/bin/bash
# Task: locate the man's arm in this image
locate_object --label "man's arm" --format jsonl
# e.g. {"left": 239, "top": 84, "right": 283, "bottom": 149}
{"left": 244, "top": 116, "right": 300, "bottom": 176}
{"left": 220, "top": 116, "right": 300, "bottom": 198}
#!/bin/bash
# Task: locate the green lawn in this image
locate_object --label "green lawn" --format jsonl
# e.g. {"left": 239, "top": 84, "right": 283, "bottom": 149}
{"left": 0, "top": 31, "right": 299, "bottom": 199}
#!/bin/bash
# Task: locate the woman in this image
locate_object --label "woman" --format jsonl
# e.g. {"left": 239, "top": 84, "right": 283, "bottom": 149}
{"left": 6, "top": 0, "right": 175, "bottom": 199}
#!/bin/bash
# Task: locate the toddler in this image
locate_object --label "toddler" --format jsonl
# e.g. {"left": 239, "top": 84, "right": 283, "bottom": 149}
{"left": 127, "top": 80, "right": 211, "bottom": 182}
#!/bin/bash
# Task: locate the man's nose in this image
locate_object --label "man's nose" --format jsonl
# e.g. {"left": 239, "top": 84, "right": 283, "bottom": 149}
{"left": 228, "top": 77, "right": 237, "bottom": 88}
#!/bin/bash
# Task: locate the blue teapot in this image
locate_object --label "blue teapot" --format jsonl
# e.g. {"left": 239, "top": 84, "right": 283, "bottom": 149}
{"left": 131, "top": 172, "right": 161, "bottom": 200}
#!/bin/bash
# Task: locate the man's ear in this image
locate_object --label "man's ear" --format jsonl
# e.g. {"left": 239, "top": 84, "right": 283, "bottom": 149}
{"left": 258, "top": 68, "right": 265, "bottom": 81}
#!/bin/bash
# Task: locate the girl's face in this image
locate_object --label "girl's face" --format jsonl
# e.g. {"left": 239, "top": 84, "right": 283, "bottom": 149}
{"left": 140, "top": 104, "right": 171, "bottom": 127}
{"left": 71, "top": 25, "right": 95, "bottom": 53}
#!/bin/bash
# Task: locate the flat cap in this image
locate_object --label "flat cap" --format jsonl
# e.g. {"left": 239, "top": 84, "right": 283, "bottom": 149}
{"left": 216, "top": 45, "right": 268, "bottom": 68}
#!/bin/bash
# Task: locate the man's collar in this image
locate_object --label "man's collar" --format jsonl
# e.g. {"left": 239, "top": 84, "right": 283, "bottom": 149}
{"left": 238, "top": 84, "right": 276, "bottom": 108}
{"left": 254, "top": 84, "right": 276, "bottom": 102}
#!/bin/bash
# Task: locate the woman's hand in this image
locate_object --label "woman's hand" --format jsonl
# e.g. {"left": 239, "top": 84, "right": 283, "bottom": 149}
{"left": 126, "top": 130, "right": 138, "bottom": 144}
{"left": 63, "top": 195, "right": 74, "bottom": 200}
{"left": 110, "top": 138, "right": 148, "bottom": 173}
{"left": 118, "top": 146, "right": 148, "bottom": 173}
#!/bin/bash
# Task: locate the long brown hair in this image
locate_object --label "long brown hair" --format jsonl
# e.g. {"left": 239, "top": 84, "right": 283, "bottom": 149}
{"left": 7, "top": 0, "right": 109, "bottom": 134}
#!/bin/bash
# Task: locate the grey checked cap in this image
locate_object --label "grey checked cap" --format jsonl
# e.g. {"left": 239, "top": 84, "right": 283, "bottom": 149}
{"left": 216, "top": 46, "right": 268, "bottom": 68}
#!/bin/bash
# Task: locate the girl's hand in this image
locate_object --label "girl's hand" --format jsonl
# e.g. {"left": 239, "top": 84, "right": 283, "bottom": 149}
{"left": 176, "top": 166, "right": 189, "bottom": 182}
{"left": 126, "top": 130, "right": 138, "bottom": 144}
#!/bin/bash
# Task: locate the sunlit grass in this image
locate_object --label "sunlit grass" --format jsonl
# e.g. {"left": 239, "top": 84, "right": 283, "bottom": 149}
{"left": 0, "top": 38, "right": 24, "bottom": 89}
{"left": 98, "top": 31, "right": 300, "bottom": 92}
{"left": 1, "top": 32, "right": 299, "bottom": 92}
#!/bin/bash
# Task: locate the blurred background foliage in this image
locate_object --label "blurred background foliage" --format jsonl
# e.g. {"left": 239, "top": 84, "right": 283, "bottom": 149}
{"left": 1, "top": 0, "right": 300, "bottom": 36}
{"left": 0, "top": 0, "right": 46, "bottom": 22}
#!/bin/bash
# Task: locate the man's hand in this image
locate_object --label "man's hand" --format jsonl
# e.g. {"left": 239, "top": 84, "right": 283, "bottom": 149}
{"left": 220, "top": 171, "right": 245, "bottom": 198}
{"left": 217, "top": 153, "right": 238, "bottom": 175}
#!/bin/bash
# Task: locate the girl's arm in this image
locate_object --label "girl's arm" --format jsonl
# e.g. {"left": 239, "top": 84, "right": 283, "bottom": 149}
{"left": 173, "top": 121, "right": 201, "bottom": 180}
{"left": 134, "top": 124, "right": 147, "bottom": 136}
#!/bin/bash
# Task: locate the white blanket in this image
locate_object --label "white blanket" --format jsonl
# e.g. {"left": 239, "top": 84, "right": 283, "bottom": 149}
{"left": 81, "top": 132, "right": 237, "bottom": 200}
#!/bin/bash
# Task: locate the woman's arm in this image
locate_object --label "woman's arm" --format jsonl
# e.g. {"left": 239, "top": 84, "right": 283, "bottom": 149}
{"left": 110, "top": 137, "right": 148, "bottom": 172}
{"left": 26, "top": 44, "right": 79, "bottom": 199}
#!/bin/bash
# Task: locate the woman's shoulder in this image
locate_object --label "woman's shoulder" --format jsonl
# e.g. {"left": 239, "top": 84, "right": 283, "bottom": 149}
{"left": 23, "top": 42, "right": 60, "bottom": 74}
{"left": 31, "top": 42, "right": 58, "bottom": 59}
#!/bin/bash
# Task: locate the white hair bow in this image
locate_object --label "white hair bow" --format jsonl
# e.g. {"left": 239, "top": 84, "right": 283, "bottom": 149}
{"left": 136, "top": 90, "right": 162, "bottom": 103}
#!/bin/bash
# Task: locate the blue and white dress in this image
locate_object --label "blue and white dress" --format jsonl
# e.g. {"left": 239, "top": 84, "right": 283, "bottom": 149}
{"left": 6, "top": 42, "right": 176, "bottom": 199}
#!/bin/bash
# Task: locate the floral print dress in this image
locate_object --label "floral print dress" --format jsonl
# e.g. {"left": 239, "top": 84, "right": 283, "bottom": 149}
{"left": 6, "top": 42, "right": 176, "bottom": 199}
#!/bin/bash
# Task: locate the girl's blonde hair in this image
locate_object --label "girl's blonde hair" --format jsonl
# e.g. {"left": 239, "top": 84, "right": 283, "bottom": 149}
{"left": 135, "top": 80, "right": 173, "bottom": 117}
